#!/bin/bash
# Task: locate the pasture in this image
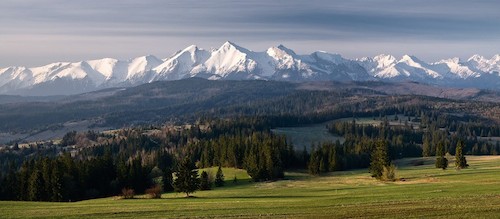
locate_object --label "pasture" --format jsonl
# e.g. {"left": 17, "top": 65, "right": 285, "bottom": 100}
{"left": 1, "top": 156, "right": 499, "bottom": 218}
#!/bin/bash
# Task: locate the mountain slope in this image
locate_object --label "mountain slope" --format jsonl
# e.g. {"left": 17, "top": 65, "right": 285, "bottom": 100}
{"left": 1, "top": 42, "right": 499, "bottom": 95}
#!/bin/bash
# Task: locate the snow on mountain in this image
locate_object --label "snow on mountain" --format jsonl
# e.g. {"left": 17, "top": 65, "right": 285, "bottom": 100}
{"left": 310, "top": 51, "right": 346, "bottom": 65}
{"left": 87, "top": 58, "right": 120, "bottom": 80}
{"left": 202, "top": 41, "right": 261, "bottom": 79}
{"left": 396, "top": 55, "right": 442, "bottom": 79}
{"left": 433, "top": 58, "right": 479, "bottom": 79}
{"left": 468, "top": 54, "right": 500, "bottom": 74}
{"left": 127, "top": 55, "right": 162, "bottom": 82}
{"left": 359, "top": 54, "right": 399, "bottom": 78}
{"left": 0, "top": 66, "right": 33, "bottom": 89}
{"left": 154, "top": 45, "right": 210, "bottom": 80}
{"left": 267, "top": 45, "right": 313, "bottom": 79}
{"left": 0, "top": 42, "right": 499, "bottom": 95}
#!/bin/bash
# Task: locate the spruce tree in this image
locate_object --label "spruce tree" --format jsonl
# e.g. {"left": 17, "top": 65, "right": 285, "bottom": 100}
{"left": 369, "top": 140, "right": 389, "bottom": 179}
{"left": 2, "top": 163, "right": 18, "bottom": 200}
{"left": 50, "top": 164, "right": 63, "bottom": 202}
{"left": 435, "top": 141, "right": 448, "bottom": 169}
{"left": 199, "top": 171, "right": 211, "bottom": 190}
{"left": 214, "top": 165, "right": 225, "bottom": 187}
{"left": 328, "top": 145, "right": 338, "bottom": 172}
{"left": 308, "top": 149, "right": 321, "bottom": 175}
{"left": 455, "top": 140, "right": 468, "bottom": 169}
{"left": 422, "top": 134, "right": 431, "bottom": 157}
{"left": 162, "top": 168, "right": 174, "bottom": 192}
{"left": 173, "top": 157, "right": 200, "bottom": 197}
{"left": 28, "top": 169, "right": 45, "bottom": 201}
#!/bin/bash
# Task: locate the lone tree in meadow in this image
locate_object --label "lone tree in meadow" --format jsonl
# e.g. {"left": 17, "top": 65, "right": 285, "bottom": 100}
{"left": 173, "top": 157, "right": 200, "bottom": 197}
{"left": 455, "top": 140, "right": 468, "bottom": 169}
{"left": 435, "top": 141, "right": 448, "bottom": 170}
{"left": 199, "top": 171, "right": 211, "bottom": 191}
{"left": 369, "top": 140, "right": 390, "bottom": 179}
{"left": 214, "top": 165, "right": 225, "bottom": 187}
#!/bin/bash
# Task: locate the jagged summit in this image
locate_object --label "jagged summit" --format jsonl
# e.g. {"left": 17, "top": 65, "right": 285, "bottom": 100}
{"left": 0, "top": 42, "right": 499, "bottom": 95}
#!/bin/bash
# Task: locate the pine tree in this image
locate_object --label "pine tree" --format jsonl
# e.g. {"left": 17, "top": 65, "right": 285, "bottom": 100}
{"left": 50, "top": 164, "right": 63, "bottom": 202}
{"left": 455, "top": 140, "right": 468, "bottom": 169}
{"left": 162, "top": 168, "right": 174, "bottom": 192}
{"left": 214, "top": 165, "right": 225, "bottom": 187}
{"left": 435, "top": 141, "right": 448, "bottom": 169}
{"left": 1, "top": 164, "right": 18, "bottom": 200}
{"left": 28, "top": 169, "right": 45, "bottom": 201}
{"left": 328, "top": 145, "right": 338, "bottom": 172}
{"left": 422, "top": 134, "right": 431, "bottom": 157}
{"left": 243, "top": 144, "right": 259, "bottom": 180}
{"left": 308, "top": 149, "right": 321, "bottom": 175}
{"left": 173, "top": 157, "right": 200, "bottom": 197}
{"left": 301, "top": 146, "right": 309, "bottom": 168}
{"left": 369, "top": 140, "right": 389, "bottom": 179}
{"left": 199, "top": 171, "right": 211, "bottom": 190}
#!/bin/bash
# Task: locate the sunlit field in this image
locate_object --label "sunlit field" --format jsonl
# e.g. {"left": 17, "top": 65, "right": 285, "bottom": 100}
{"left": 1, "top": 156, "right": 500, "bottom": 218}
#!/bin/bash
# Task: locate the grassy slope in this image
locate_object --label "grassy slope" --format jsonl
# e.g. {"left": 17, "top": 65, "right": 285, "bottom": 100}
{"left": 271, "top": 124, "right": 344, "bottom": 150}
{"left": 1, "top": 156, "right": 500, "bottom": 218}
{"left": 271, "top": 115, "right": 419, "bottom": 151}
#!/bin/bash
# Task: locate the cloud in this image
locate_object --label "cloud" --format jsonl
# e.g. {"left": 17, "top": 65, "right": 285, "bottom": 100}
{"left": 0, "top": 0, "right": 499, "bottom": 67}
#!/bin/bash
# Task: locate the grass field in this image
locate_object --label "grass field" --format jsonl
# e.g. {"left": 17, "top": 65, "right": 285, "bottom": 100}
{"left": 1, "top": 156, "right": 500, "bottom": 218}
{"left": 271, "top": 115, "right": 418, "bottom": 151}
{"left": 271, "top": 123, "right": 344, "bottom": 150}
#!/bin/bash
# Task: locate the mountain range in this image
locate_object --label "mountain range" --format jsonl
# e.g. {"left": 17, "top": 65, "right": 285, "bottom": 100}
{"left": 1, "top": 41, "right": 499, "bottom": 95}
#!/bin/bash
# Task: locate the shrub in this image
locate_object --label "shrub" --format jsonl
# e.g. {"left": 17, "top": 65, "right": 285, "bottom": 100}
{"left": 435, "top": 157, "right": 448, "bottom": 170}
{"left": 411, "top": 160, "right": 425, "bottom": 166}
{"left": 146, "top": 185, "right": 162, "bottom": 199}
{"left": 121, "top": 188, "right": 135, "bottom": 199}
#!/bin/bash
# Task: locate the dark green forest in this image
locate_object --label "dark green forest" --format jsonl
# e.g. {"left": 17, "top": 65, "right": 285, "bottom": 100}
{"left": 0, "top": 79, "right": 499, "bottom": 201}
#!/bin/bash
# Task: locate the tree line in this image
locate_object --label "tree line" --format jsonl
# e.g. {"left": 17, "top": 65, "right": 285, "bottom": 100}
{"left": 0, "top": 108, "right": 498, "bottom": 201}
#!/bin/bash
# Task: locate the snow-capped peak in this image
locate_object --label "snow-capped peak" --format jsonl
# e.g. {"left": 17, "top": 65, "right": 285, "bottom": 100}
{"left": 466, "top": 54, "right": 500, "bottom": 74}
{"left": 400, "top": 55, "right": 421, "bottom": 65}
{"left": 126, "top": 55, "right": 161, "bottom": 80}
{"left": 267, "top": 45, "right": 295, "bottom": 59}
{"left": 0, "top": 42, "right": 499, "bottom": 95}
{"left": 468, "top": 54, "right": 485, "bottom": 63}
{"left": 434, "top": 57, "right": 479, "bottom": 79}
{"left": 492, "top": 54, "right": 500, "bottom": 62}
{"left": 219, "top": 41, "right": 250, "bottom": 53}
{"left": 183, "top": 45, "right": 198, "bottom": 53}
{"left": 276, "top": 44, "right": 296, "bottom": 56}
{"left": 357, "top": 54, "right": 398, "bottom": 78}
{"left": 87, "top": 58, "right": 119, "bottom": 79}
{"left": 153, "top": 45, "right": 210, "bottom": 80}
{"left": 373, "top": 54, "right": 397, "bottom": 67}
{"left": 204, "top": 42, "right": 257, "bottom": 77}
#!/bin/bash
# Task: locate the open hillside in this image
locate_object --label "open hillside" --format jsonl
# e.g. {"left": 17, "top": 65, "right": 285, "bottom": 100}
{"left": 1, "top": 156, "right": 499, "bottom": 218}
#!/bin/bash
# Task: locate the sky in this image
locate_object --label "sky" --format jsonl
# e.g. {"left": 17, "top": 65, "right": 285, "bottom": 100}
{"left": 1, "top": 0, "right": 500, "bottom": 67}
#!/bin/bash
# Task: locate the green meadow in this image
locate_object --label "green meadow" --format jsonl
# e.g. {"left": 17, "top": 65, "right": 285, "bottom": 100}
{"left": 1, "top": 156, "right": 500, "bottom": 218}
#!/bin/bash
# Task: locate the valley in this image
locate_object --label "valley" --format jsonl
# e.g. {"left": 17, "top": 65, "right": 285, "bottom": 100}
{"left": 3, "top": 1, "right": 500, "bottom": 218}
{"left": 0, "top": 79, "right": 499, "bottom": 218}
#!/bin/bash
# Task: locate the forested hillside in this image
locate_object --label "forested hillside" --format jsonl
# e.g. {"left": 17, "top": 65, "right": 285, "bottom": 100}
{"left": 0, "top": 79, "right": 499, "bottom": 201}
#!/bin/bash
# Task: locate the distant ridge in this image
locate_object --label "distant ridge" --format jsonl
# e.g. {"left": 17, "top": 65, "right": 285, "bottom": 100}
{"left": 1, "top": 41, "right": 499, "bottom": 95}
